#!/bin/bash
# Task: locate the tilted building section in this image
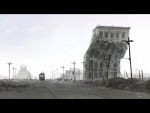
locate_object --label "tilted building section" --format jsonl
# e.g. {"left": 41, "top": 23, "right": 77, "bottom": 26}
{"left": 83, "top": 26, "right": 130, "bottom": 80}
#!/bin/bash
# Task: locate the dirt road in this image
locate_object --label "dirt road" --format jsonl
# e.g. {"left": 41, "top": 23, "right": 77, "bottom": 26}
{"left": 0, "top": 80, "right": 150, "bottom": 99}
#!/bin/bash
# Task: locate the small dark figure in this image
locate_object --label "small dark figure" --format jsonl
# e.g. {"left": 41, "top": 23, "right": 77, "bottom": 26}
{"left": 39, "top": 72, "right": 45, "bottom": 81}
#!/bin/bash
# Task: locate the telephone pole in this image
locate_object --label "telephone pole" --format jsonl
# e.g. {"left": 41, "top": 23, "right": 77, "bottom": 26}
{"left": 72, "top": 61, "right": 76, "bottom": 81}
{"left": 51, "top": 71, "right": 53, "bottom": 80}
{"left": 61, "top": 66, "right": 65, "bottom": 81}
{"left": 126, "top": 72, "right": 128, "bottom": 78}
{"left": 13, "top": 67, "right": 15, "bottom": 78}
{"left": 8, "top": 62, "right": 13, "bottom": 79}
{"left": 141, "top": 70, "right": 144, "bottom": 80}
{"left": 56, "top": 69, "right": 58, "bottom": 77}
{"left": 14, "top": 68, "right": 17, "bottom": 79}
{"left": 139, "top": 70, "right": 141, "bottom": 80}
{"left": 53, "top": 70, "right": 55, "bottom": 79}
{"left": 122, "top": 37, "right": 134, "bottom": 79}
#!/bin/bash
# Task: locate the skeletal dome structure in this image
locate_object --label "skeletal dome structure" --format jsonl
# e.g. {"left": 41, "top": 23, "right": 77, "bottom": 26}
{"left": 20, "top": 65, "right": 27, "bottom": 71}
{"left": 15, "top": 64, "right": 32, "bottom": 79}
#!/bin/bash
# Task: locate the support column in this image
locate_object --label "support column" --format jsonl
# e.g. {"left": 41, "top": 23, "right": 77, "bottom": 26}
{"left": 92, "top": 57, "right": 94, "bottom": 81}
{"left": 97, "top": 60, "right": 100, "bottom": 80}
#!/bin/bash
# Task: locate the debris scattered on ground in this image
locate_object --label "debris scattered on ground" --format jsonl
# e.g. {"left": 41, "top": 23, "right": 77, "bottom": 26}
{"left": 72, "top": 78, "right": 150, "bottom": 93}
{"left": 0, "top": 79, "right": 34, "bottom": 91}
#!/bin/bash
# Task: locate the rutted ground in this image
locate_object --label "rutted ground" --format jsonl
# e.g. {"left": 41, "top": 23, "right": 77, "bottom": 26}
{"left": 0, "top": 80, "right": 150, "bottom": 99}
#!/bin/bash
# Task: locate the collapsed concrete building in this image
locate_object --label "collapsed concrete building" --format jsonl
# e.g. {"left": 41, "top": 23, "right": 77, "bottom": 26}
{"left": 83, "top": 26, "right": 130, "bottom": 81}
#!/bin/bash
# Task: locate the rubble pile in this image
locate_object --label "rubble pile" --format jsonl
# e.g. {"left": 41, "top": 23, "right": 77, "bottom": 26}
{"left": 77, "top": 77, "right": 149, "bottom": 92}
{"left": 0, "top": 80, "right": 32, "bottom": 91}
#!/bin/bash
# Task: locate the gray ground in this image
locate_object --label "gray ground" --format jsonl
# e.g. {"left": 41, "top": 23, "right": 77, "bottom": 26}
{"left": 0, "top": 80, "right": 150, "bottom": 99}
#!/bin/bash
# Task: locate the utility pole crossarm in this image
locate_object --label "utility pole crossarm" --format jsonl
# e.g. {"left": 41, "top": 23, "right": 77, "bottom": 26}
{"left": 122, "top": 37, "right": 134, "bottom": 44}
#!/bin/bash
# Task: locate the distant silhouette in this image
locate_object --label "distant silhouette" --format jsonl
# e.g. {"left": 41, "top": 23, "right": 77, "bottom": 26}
{"left": 39, "top": 72, "right": 45, "bottom": 81}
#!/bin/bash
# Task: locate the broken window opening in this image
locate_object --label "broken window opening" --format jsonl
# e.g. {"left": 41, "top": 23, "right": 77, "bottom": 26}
{"left": 122, "top": 32, "right": 125, "bottom": 39}
{"left": 105, "top": 32, "right": 108, "bottom": 38}
{"left": 111, "top": 33, "right": 114, "bottom": 38}
{"left": 116, "top": 33, "right": 119, "bottom": 38}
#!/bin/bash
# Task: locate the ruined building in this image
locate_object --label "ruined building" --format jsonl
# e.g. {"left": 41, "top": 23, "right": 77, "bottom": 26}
{"left": 83, "top": 26, "right": 130, "bottom": 80}
{"left": 15, "top": 65, "right": 32, "bottom": 80}
{"left": 63, "top": 68, "right": 83, "bottom": 81}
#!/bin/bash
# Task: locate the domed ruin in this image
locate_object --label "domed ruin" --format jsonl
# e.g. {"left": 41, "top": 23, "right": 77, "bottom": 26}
{"left": 15, "top": 65, "right": 32, "bottom": 80}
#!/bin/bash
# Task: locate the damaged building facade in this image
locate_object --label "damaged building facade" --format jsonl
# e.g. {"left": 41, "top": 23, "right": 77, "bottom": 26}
{"left": 62, "top": 68, "right": 83, "bottom": 81}
{"left": 83, "top": 26, "right": 130, "bottom": 81}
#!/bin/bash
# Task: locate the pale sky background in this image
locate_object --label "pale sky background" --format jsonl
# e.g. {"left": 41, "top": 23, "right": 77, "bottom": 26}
{"left": 0, "top": 14, "right": 149, "bottom": 79}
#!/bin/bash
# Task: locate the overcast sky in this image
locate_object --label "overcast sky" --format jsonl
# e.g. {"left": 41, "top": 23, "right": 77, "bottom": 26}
{"left": 0, "top": 14, "right": 149, "bottom": 79}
